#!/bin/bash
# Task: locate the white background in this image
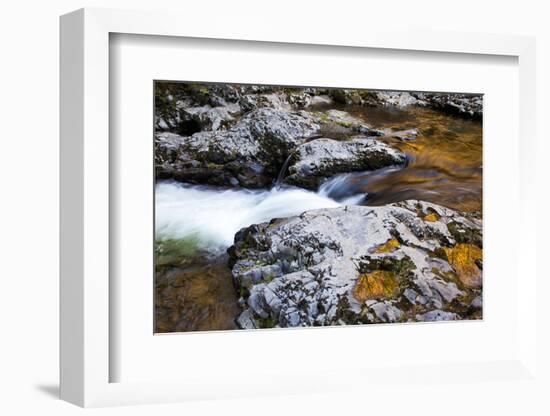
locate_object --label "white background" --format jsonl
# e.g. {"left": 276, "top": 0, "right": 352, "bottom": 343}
{"left": 111, "top": 34, "right": 520, "bottom": 384}
{"left": 1, "top": 0, "right": 549, "bottom": 415}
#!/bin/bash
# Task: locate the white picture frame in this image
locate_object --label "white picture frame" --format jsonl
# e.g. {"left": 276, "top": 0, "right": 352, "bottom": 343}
{"left": 60, "top": 7, "right": 539, "bottom": 408}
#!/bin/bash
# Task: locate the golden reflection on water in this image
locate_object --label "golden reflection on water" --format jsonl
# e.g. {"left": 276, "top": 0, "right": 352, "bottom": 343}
{"left": 350, "top": 106, "right": 482, "bottom": 213}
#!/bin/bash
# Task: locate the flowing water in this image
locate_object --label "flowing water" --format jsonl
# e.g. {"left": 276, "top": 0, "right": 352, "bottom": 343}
{"left": 154, "top": 180, "right": 347, "bottom": 332}
{"left": 155, "top": 105, "right": 482, "bottom": 332}
{"left": 275, "top": 154, "right": 294, "bottom": 189}
{"left": 155, "top": 181, "right": 342, "bottom": 252}
{"left": 316, "top": 105, "right": 483, "bottom": 213}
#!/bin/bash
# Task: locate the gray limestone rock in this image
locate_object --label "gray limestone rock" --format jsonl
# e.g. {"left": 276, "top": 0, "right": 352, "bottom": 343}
{"left": 228, "top": 200, "right": 482, "bottom": 328}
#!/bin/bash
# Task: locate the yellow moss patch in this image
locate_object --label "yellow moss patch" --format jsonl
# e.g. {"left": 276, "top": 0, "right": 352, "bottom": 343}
{"left": 443, "top": 243, "right": 482, "bottom": 288}
{"left": 353, "top": 271, "right": 400, "bottom": 302}
{"left": 423, "top": 212, "right": 440, "bottom": 222}
{"left": 375, "top": 238, "right": 400, "bottom": 253}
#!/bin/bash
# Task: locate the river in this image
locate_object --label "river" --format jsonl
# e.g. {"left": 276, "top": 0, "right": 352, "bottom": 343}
{"left": 154, "top": 105, "right": 482, "bottom": 332}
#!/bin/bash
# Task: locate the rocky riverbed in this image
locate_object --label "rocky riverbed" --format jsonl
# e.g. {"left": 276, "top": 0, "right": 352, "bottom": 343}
{"left": 154, "top": 82, "right": 483, "bottom": 332}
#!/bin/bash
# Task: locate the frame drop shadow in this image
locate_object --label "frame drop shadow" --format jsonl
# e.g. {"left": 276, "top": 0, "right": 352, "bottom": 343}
{"left": 34, "top": 384, "right": 59, "bottom": 399}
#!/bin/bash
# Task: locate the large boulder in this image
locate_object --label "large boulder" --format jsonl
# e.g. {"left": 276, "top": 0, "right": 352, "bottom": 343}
{"left": 155, "top": 83, "right": 244, "bottom": 133}
{"left": 284, "top": 137, "right": 406, "bottom": 190}
{"left": 155, "top": 84, "right": 333, "bottom": 135}
{"left": 227, "top": 200, "right": 482, "bottom": 329}
{"left": 156, "top": 105, "right": 397, "bottom": 188}
{"left": 155, "top": 108, "right": 320, "bottom": 188}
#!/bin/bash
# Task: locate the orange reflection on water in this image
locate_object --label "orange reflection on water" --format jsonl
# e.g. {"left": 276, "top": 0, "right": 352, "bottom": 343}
{"left": 349, "top": 105, "right": 482, "bottom": 213}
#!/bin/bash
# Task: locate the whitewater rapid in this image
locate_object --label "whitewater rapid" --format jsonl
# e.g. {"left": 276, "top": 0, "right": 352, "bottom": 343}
{"left": 155, "top": 177, "right": 365, "bottom": 252}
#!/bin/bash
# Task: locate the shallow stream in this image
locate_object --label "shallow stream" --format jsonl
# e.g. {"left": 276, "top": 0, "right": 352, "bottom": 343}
{"left": 155, "top": 105, "right": 482, "bottom": 332}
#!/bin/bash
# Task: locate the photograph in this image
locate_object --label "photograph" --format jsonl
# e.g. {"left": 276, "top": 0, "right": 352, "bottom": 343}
{"left": 154, "top": 82, "right": 483, "bottom": 333}
{"left": 1, "top": 0, "right": 545, "bottom": 412}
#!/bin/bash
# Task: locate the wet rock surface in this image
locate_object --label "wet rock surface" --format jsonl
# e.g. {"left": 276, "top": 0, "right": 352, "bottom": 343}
{"left": 155, "top": 84, "right": 481, "bottom": 189}
{"left": 155, "top": 108, "right": 320, "bottom": 188}
{"left": 284, "top": 137, "right": 406, "bottom": 190}
{"left": 155, "top": 94, "right": 395, "bottom": 188}
{"left": 228, "top": 200, "right": 482, "bottom": 329}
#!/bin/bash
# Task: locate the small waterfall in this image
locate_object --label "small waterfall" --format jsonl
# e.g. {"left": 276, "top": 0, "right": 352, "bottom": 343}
{"left": 275, "top": 154, "right": 293, "bottom": 188}
{"left": 274, "top": 133, "right": 324, "bottom": 189}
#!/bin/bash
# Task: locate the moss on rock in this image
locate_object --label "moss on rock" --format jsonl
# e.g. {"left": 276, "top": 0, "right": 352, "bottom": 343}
{"left": 423, "top": 212, "right": 440, "bottom": 222}
{"left": 357, "top": 254, "right": 416, "bottom": 277}
{"left": 442, "top": 243, "right": 482, "bottom": 288}
{"left": 353, "top": 271, "right": 400, "bottom": 302}
{"left": 447, "top": 221, "right": 482, "bottom": 247}
{"left": 374, "top": 238, "right": 400, "bottom": 253}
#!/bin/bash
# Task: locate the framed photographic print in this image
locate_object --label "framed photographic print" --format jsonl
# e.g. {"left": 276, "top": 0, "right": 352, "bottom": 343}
{"left": 153, "top": 80, "right": 484, "bottom": 334}
{"left": 60, "top": 7, "right": 540, "bottom": 408}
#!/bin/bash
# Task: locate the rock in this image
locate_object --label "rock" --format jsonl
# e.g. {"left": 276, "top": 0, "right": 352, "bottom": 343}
{"left": 470, "top": 295, "right": 483, "bottom": 310}
{"left": 284, "top": 137, "right": 406, "bottom": 190}
{"left": 403, "top": 288, "right": 419, "bottom": 305}
{"left": 353, "top": 271, "right": 400, "bottom": 302}
{"left": 181, "top": 103, "right": 241, "bottom": 132}
{"left": 374, "top": 91, "right": 423, "bottom": 108}
{"left": 155, "top": 84, "right": 481, "bottom": 194}
{"left": 228, "top": 200, "right": 482, "bottom": 328}
{"left": 155, "top": 108, "right": 320, "bottom": 187}
{"left": 329, "top": 89, "right": 363, "bottom": 105}
{"left": 155, "top": 83, "right": 244, "bottom": 134}
{"left": 383, "top": 128, "right": 419, "bottom": 141}
{"left": 308, "top": 95, "right": 333, "bottom": 107}
{"left": 156, "top": 103, "right": 401, "bottom": 189}
{"left": 366, "top": 90, "right": 483, "bottom": 119}
{"left": 239, "top": 92, "right": 293, "bottom": 112}
{"left": 323, "top": 109, "right": 367, "bottom": 128}
{"left": 416, "top": 310, "right": 458, "bottom": 322}
{"left": 315, "top": 109, "right": 383, "bottom": 137}
{"left": 442, "top": 244, "right": 483, "bottom": 288}
{"left": 156, "top": 84, "right": 483, "bottom": 138}
{"left": 414, "top": 93, "right": 483, "bottom": 119}
{"left": 285, "top": 90, "right": 313, "bottom": 108}
{"left": 154, "top": 83, "right": 307, "bottom": 134}
{"left": 236, "top": 309, "right": 258, "bottom": 329}
{"left": 369, "top": 301, "right": 404, "bottom": 323}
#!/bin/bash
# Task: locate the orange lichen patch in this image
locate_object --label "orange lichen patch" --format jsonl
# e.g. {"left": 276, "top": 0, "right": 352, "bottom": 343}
{"left": 375, "top": 238, "right": 400, "bottom": 253}
{"left": 443, "top": 244, "right": 482, "bottom": 288}
{"left": 353, "top": 271, "right": 400, "bottom": 302}
{"left": 423, "top": 212, "right": 440, "bottom": 222}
